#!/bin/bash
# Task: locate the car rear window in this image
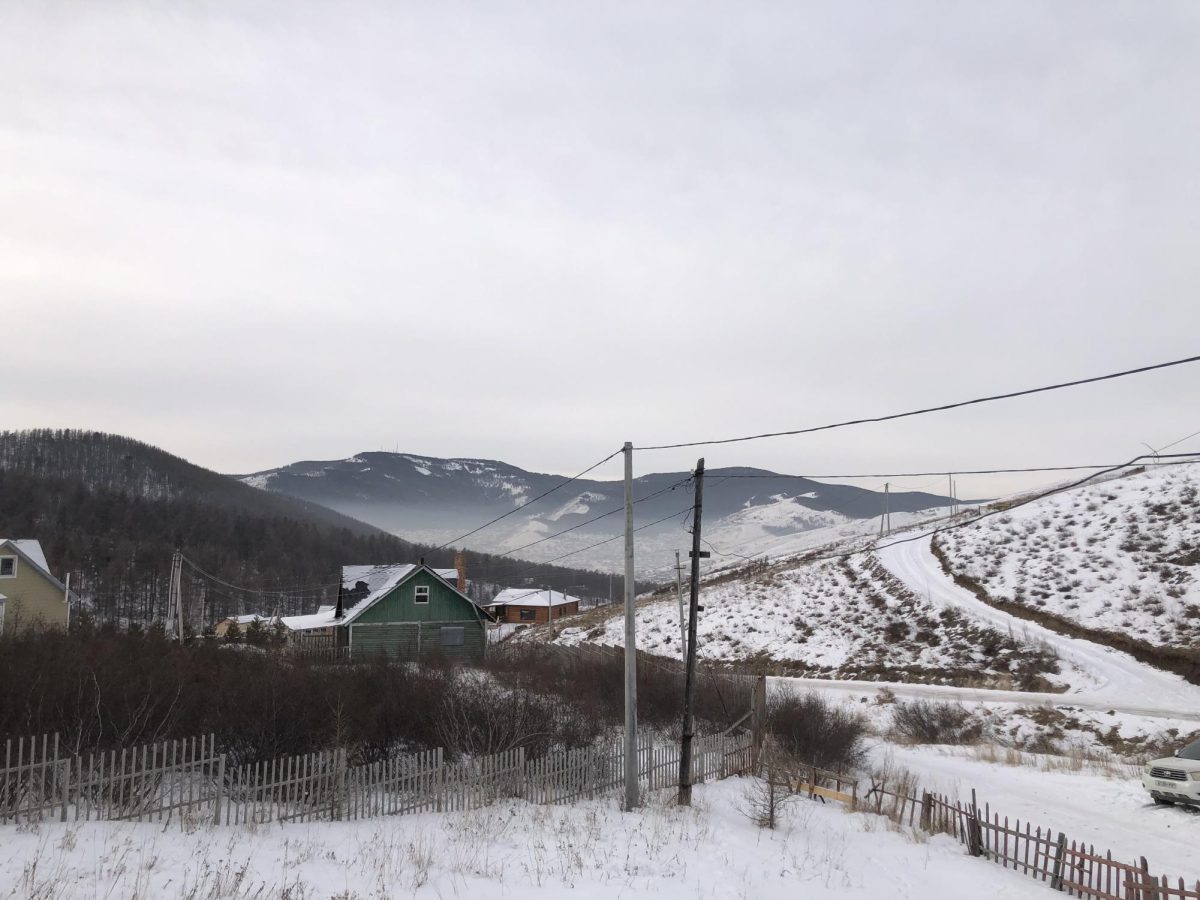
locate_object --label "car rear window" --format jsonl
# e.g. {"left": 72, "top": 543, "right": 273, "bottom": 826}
{"left": 1178, "top": 740, "right": 1200, "bottom": 761}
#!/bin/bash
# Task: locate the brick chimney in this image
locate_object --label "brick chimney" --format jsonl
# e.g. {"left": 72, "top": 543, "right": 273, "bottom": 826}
{"left": 455, "top": 550, "right": 467, "bottom": 593}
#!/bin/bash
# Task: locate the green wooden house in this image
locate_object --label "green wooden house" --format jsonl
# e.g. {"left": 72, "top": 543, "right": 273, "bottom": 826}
{"left": 282, "top": 562, "right": 490, "bottom": 661}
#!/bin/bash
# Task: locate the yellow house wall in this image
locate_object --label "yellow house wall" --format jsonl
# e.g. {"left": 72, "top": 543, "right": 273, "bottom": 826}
{"left": 0, "top": 555, "right": 68, "bottom": 633}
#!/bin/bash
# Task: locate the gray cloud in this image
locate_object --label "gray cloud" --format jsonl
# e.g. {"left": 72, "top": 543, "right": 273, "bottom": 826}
{"left": 3, "top": 1, "right": 1198, "bottom": 498}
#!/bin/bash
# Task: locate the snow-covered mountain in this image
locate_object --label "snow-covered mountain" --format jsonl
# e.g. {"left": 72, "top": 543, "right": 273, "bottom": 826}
{"left": 935, "top": 463, "right": 1200, "bottom": 648}
{"left": 238, "top": 452, "right": 955, "bottom": 574}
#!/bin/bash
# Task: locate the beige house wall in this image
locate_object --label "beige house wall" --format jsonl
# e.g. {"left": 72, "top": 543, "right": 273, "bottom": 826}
{"left": 0, "top": 554, "right": 68, "bottom": 633}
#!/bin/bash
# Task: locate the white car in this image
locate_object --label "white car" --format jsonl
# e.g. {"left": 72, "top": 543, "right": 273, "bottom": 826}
{"left": 1142, "top": 738, "right": 1200, "bottom": 807}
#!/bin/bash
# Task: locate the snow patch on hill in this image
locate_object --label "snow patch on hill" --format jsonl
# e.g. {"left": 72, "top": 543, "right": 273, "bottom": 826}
{"left": 936, "top": 464, "right": 1200, "bottom": 648}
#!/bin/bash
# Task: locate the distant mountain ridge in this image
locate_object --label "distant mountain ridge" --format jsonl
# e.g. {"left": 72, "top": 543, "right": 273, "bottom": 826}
{"left": 0, "top": 431, "right": 640, "bottom": 623}
{"left": 240, "top": 451, "right": 957, "bottom": 573}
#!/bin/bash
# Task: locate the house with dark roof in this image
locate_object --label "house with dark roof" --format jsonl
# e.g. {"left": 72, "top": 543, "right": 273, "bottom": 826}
{"left": 281, "top": 562, "right": 490, "bottom": 661}
{"left": 0, "top": 539, "right": 75, "bottom": 634}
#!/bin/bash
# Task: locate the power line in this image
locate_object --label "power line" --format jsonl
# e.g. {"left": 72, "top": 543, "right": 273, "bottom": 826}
{"left": 479, "top": 505, "right": 696, "bottom": 607}
{"left": 434, "top": 446, "right": 624, "bottom": 549}
{"left": 635, "top": 354, "right": 1200, "bottom": 451}
{"left": 700, "top": 452, "right": 1200, "bottom": 481}
{"left": 496, "top": 476, "right": 693, "bottom": 556}
{"left": 179, "top": 555, "right": 341, "bottom": 596}
{"left": 818, "top": 454, "right": 1185, "bottom": 565}
{"left": 1156, "top": 428, "right": 1200, "bottom": 453}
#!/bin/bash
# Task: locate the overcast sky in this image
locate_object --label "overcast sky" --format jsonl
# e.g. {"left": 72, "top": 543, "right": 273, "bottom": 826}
{"left": 3, "top": 1, "right": 1198, "bottom": 499}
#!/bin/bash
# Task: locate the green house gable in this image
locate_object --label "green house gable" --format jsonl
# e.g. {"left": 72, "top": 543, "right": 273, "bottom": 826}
{"left": 345, "top": 566, "right": 487, "bottom": 661}
{"left": 353, "top": 569, "right": 482, "bottom": 625}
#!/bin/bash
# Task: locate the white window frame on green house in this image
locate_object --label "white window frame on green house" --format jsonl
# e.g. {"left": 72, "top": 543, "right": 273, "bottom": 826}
{"left": 414, "top": 585, "right": 430, "bottom": 604}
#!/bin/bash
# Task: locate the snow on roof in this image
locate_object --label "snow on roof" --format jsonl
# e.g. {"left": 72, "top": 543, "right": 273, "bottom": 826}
{"left": 280, "top": 612, "right": 338, "bottom": 631}
{"left": 485, "top": 588, "right": 581, "bottom": 608}
{"left": 0, "top": 539, "right": 74, "bottom": 600}
{"left": 284, "top": 563, "right": 464, "bottom": 632}
{"left": 0, "top": 539, "right": 50, "bottom": 572}
{"left": 224, "top": 614, "right": 275, "bottom": 625}
{"left": 341, "top": 564, "right": 459, "bottom": 593}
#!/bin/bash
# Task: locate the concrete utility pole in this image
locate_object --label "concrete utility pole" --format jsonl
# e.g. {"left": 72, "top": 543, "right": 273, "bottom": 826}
{"left": 879, "top": 482, "right": 890, "bottom": 536}
{"left": 678, "top": 458, "right": 707, "bottom": 807}
{"left": 948, "top": 473, "right": 955, "bottom": 518}
{"left": 166, "top": 550, "right": 183, "bottom": 638}
{"left": 174, "top": 553, "right": 184, "bottom": 641}
{"left": 675, "top": 550, "right": 686, "bottom": 657}
{"left": 622, "top": 441, "right": 639, "bottom": 811}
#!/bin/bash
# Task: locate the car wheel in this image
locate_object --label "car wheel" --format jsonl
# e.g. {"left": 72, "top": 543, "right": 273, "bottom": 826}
{"left": 1153, "top": 797, "right": 1174, "bottom": 806}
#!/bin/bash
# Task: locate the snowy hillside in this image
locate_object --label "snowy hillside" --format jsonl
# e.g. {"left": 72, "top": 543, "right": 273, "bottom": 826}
{"left": 936, "top": 464, "right": 1200, "bottom": 648}
{"left": 555, "top": 553, "right": 1063, "bottom": 689}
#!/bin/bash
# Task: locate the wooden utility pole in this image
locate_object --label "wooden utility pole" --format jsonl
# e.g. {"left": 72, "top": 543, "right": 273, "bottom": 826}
{"left": 879, "top": 482, "right": 890, "bottom": 536}
{"left": 678, "top": 458, "right": 707, "bottom": 806}
{"left": 675, "top": 550, "right": 686, "bottom": 657}
{"left": 622, "top": 441, "right": 639, "bottom": 811}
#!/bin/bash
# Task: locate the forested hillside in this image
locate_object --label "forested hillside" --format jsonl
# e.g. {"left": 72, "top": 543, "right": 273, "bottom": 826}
{"left": 0, "top": 430, "right": 627, "bottom": 625}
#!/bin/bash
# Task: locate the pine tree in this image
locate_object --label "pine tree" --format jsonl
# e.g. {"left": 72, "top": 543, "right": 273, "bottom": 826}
{"left": 244, "top": 618, "right": 268, "bottom": 647}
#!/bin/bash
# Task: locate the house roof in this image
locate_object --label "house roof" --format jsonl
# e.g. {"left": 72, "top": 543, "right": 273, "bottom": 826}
{"left": 2, "top": 539, "right": 49, "bottom": 571}
{"left": 0, "top": 538, "right": 73, "bottom": 597}
{"left": 341, "top": 564, "right": 459, "bottom": 594}
{"left": 485, "top": 588, "right": 581, "bottom": 608}
{"left": 283, "top": 563, "right": 478, "bottom": 632}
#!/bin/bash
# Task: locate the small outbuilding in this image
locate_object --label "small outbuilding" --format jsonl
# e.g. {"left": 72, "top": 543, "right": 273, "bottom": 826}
{"left": 483, "top": 588, "right": 581, "bottom": 625}
{"left": 282, "top": 562, "right": 490, "bottom": 661}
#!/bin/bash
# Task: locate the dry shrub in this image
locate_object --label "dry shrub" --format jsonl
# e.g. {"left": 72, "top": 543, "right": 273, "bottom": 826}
{"left": 890, "top": 700, "right": 980, "bottom": 745}
{"left": 767, "top": 689, "right": 867, "bottom": 772}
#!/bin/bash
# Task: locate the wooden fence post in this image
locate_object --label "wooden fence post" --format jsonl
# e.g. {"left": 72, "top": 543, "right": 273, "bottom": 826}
{"left": 967, "top": 788, "right": 982, "bottom": 858}
{"left": 60, "top": 755, "right": 71, "bottom": 823}
{"left": 213, "top": 752, "right": 225, "bottom": 827}
{"left": 435, "top": 749, "right": 445, "bottom": 813}
{"left": 919, "top": 791, "right": 932, "bottom": 832}
{"left": 1050, "top": 832, "right": 1068, "bottom": 891}
{"left": 750, "top": 675, "right": 767, "bottom": 771}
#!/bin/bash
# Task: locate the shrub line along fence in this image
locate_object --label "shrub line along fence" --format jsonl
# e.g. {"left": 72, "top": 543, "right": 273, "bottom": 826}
{"left": 793, "top": 762, "right": 1199, "bottom": 900}
{"left": 1, "top": 729, "right": 754, "bottom": 829}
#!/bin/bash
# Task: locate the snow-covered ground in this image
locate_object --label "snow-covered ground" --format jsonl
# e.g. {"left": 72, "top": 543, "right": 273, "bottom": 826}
{"left": 874, "top": 741, "right": 1200, "bottom": 878}
{"left": 876, "top": 533, "right": 1200, "bottom": 718}
{"left": 936, "top": 464, "right": 1200, "bottom": 647}
{"left": 0, "top": 779, "right": 1050, "bottom": 899}
{"left": 555, "top": 552, "right": 1064, "bottom": 688}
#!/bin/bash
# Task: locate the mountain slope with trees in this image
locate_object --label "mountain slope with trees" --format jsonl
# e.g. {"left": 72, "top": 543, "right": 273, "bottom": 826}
{"left": 0, "top": 430, "right": 626, "bottom": 625}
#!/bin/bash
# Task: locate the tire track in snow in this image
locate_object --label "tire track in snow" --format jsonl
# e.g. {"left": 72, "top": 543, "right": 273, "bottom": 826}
{"left": 871, "top": 534, "right": 1200, "bottom": 718}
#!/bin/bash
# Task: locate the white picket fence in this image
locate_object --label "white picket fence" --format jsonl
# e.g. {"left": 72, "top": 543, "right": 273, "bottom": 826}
{"left": 1, "top": 730, "right": 754, "bottom": 828}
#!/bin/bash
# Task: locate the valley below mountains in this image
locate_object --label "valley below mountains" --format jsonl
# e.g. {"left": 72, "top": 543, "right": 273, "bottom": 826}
{"left": 239, "top": 451, "right": 956, "bottom": 575}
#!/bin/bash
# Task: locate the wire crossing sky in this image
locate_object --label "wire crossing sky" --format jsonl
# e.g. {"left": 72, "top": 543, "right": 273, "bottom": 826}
{"left": 2, "top": 2, "right": 1198, "bottom": 497}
